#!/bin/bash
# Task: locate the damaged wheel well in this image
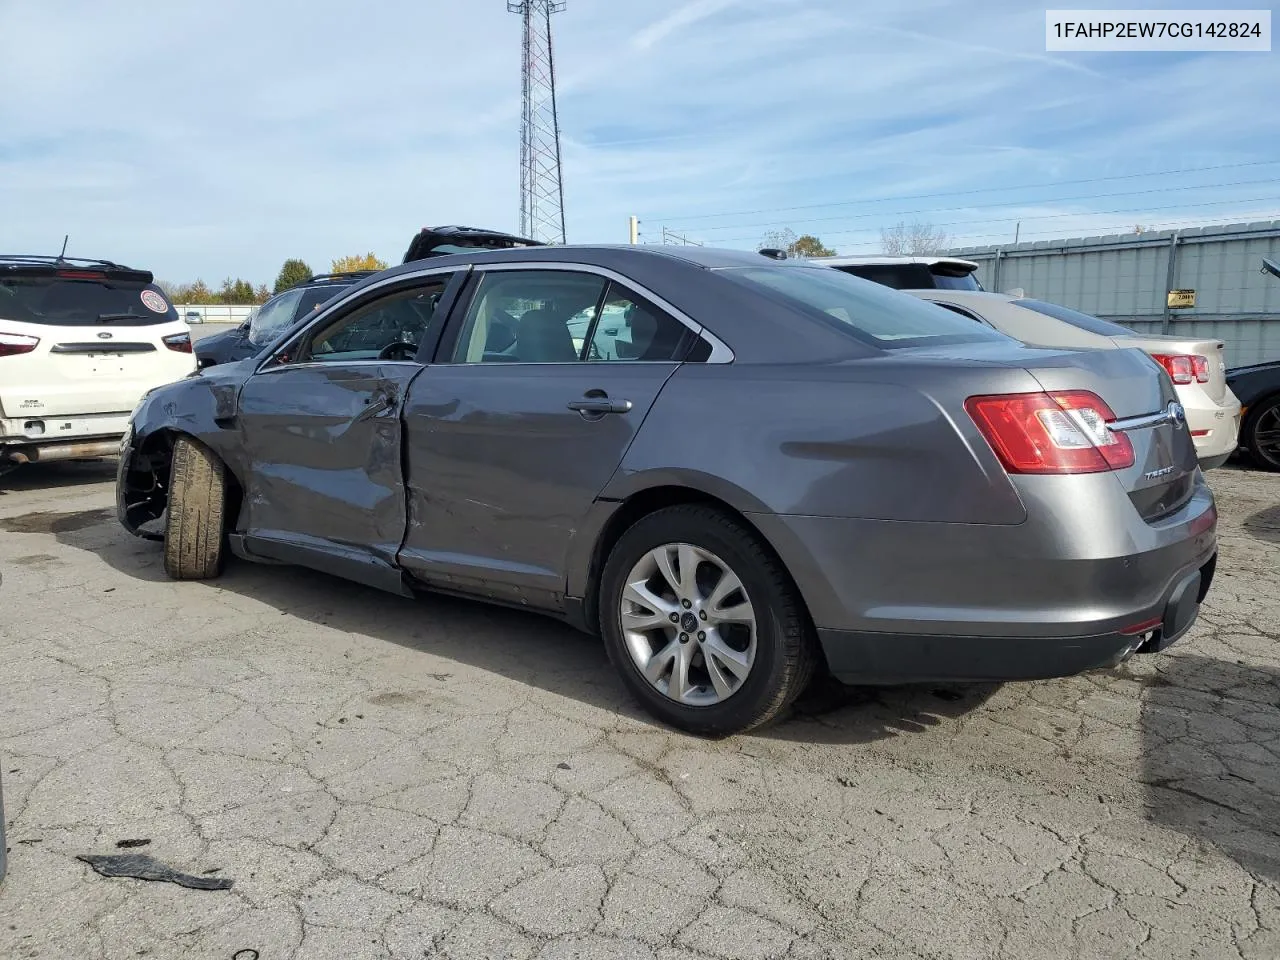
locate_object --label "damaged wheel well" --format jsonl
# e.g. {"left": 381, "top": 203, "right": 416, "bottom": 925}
{"left": 120, "top": 430, "right": 242, "bottom": 538}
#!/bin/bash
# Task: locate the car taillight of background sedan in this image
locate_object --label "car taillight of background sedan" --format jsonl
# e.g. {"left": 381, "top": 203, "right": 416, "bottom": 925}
{"left": 1151, "top": 353, "right": 1210, "bottom": 385}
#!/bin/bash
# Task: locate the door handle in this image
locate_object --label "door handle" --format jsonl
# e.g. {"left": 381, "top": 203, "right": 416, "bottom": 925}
{"left": 567, "top": 394, "right": 633, "bottom": 416}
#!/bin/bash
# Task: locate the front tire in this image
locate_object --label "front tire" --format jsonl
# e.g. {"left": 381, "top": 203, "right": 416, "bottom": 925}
{"left": 598, "top": 505, "right": 817, "bottom": 736}
{"left": 162, "top": 436, "right": 227, "bottom": 580}
{"left": 1243, "top": 394, "right": 1280, "bottom": 472}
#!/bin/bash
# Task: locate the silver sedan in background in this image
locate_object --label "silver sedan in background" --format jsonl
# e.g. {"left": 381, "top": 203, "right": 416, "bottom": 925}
{"left": 907, "top": 290, "right": 1242, "bottom": 470}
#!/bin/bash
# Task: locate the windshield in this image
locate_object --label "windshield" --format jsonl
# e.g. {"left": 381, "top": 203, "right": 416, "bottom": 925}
{"left": 723, "top": 265, "right": 1009, "bottom": 348}
{"left": 1013, "top": 298, "right": 1134, "bottom": 336}
{"left": 249, "top": 284, "right": 354, "bottom": 347}
{"left": 0, "top": 276, "right": 177, "bottom": 326}
{"left": 248, "top": 288, "right": 305, "bottom": 346}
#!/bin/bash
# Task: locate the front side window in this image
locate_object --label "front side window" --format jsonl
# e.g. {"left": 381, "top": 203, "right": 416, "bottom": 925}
{"left": 723, "top": 265, "right": 1008, "bottom": 348}
{"left": 302, "top": 278, "right": 450, "bottom": 362}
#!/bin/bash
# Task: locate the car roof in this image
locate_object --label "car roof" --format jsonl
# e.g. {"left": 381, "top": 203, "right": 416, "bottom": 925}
{"left": 809, "top": 254, "right": 980, "bottom": 270}
{"left": 306, "top": 271, "right": 377, "bottom": 285}
{"left": 337, "top": 244, "right": 874, "bottom": 365}
{"left": 0, "top": 254, "right": 153, "bottom": 283}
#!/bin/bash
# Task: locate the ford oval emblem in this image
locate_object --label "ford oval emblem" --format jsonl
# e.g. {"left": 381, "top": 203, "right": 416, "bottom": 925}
{"left": 1167, "top": 400, "right": 1186, "bottom": 426}
{"left": 97, "top": 331, "right": 113, "bottom": 339}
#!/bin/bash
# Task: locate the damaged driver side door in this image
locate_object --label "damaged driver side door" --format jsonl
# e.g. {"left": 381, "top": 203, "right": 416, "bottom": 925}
{"left": 234, "top": 269, "right": 463, "bottom": 591}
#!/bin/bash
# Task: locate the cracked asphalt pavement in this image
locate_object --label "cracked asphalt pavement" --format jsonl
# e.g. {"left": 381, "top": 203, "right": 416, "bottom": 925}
{"left": 2, "top": 461, "right": 1278, "bottom": 959}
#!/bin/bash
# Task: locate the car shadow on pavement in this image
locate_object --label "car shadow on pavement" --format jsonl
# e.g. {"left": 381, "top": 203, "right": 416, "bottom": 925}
{"left": 1141, "top": 653, "right": 1280, "bottom": 886}
{"left": 48, "top": 513, "right": 1003, "bottom": 741}
{"left": 0, "top": 458, "right": 118, "bottom": 496}
{"left": 1242, "top": 505, "right": 1280, "bottom": 545}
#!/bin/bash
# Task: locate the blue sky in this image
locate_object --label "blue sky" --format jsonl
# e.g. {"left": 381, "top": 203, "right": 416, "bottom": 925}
{"left": 0, "top": 0, "right": 1276, "bottom": 284}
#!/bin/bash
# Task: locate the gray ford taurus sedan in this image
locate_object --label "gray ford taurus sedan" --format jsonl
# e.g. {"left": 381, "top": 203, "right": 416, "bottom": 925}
{"left": 117, "top": 245, "right": 1218, "bottom": 735}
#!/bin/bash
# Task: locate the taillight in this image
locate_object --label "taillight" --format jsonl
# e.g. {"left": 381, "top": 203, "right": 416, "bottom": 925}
{"left": 1151, "top": 353, "right": 1209, "bottom": 384}
{"left": 162, "top": 332, "right": 193, "bottom": 353}
{"left": 0, "top": 332, "right": 40, "bottom": 357}
{"left": 965, "top": 390, "right": 1135, "bottom": 475}
{"left": 56, "top": 269, "right": 106, "bottom": 280}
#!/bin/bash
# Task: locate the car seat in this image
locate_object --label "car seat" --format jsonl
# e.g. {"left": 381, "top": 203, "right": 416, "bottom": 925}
{"left": 516, "top": 308, "right": 577, "bottom": 362}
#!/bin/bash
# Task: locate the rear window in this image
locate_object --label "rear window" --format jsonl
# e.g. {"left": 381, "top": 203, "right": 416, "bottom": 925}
{"left": 723, "top": 265, "right": 1009, "bottom": 348}
{"left": 0, "top": 276, "right": 177, "bottom": 326}
{"left": 834, "top": 263, "right": 982, "bottom": 291}
{"left": 930, "top": 266, "right": 983, "bottom": 291}
{"left": 1013, "top": 298, "right": 1134, "bottom": 337}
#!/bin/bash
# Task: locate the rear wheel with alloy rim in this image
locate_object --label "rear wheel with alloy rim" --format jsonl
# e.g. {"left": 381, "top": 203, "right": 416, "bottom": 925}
{"left": 599, "top": 504, "right": 817, "bottom": 736}
{"left": 1244, "top": 394, "right": 1280, "bottom": 472}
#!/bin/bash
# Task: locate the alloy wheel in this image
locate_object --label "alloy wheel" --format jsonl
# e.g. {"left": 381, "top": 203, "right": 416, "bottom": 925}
{"left": 619, "top": 542, "right": 757, "bottom": 706}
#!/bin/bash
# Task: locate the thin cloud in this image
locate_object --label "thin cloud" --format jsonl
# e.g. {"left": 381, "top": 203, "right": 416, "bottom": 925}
{"left": 631, "top": 0, "right": 739, "bottom": 51}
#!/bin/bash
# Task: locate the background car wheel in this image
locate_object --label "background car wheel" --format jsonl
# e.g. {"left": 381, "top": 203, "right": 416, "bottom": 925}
{"left": 599, "top": 504, "right": 817, "bottom": 736}
{"left": 1243, "top": 394, "right": 1280, "bottom": 472}
{"left": 163, "top": 436, "right": 227, "bottom": 580}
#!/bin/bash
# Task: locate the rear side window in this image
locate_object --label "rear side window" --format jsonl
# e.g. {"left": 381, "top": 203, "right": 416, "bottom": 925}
{"left": 1013, "top": 298, "right": 1134, "bottom": 336}
{"left": 0, "top": 276, "right": 177, "bottom": 326}
{"left": 722, "top": 265, "right": 1008, "bottom": 349}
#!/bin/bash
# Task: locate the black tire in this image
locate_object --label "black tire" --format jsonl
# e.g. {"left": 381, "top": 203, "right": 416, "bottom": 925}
{"left": 598, "top": 504, "right": 818, "bottom": 737}
{"left": 162, "top": 436, "right": 227, "bottom": 580}
{"left": 1243, "top": 394, "right": 1280, "bottom": 472}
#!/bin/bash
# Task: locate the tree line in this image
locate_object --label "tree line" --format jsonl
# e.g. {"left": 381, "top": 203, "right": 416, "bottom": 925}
{"left": 159, "top": 253, "right": 389, "bottom": 304}
{"left": 757, "top": 221, "right": 951, "bottom": 258}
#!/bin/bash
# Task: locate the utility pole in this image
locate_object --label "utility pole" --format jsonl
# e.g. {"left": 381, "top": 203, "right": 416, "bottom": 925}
{"left": 628, "top": 216, "right": 639, "bottom": 244}
{"left": 508, "top": 1, "right": 567, "bottom": 244}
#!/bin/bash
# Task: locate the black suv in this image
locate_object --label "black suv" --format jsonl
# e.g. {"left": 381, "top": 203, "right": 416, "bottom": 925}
{"left": 195, "top": 272, "right": 375, "bottom": 368}
{"left": 196, "top": 226, "right": 543, "bottom": 368}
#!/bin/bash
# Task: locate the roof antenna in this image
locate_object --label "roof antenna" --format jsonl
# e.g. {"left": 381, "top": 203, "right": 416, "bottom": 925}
{"left": 58, "top": 234, "right": 70, "bottom": 261}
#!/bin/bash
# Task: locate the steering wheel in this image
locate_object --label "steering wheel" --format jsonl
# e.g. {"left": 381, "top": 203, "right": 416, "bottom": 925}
{"left": 378, "top": 341, "right": 418, "bottom": 362}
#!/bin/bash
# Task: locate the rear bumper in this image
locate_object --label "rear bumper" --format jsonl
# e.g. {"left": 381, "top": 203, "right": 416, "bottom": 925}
{"left": 1180, "top": 387, "right": 1240, "bottom": 466}
{"left": 0, "top": 412, "right": 130, "bottom": 445}
{"left": 816, "top": 553, "right": 1215, "bottom": 683}
{"left": 748, "top": 471, "right": 1217, "bottom": 682}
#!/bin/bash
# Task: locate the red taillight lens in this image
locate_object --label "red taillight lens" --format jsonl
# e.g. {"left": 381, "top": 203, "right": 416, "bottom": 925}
{"left": 162, "top": 332, "right": 193, "bottom": 353}
{"left": 56, "top": 269, "right": 106, "bottom": 280}
{"left": 1152, "top": 353, "right": 1210, "bottom": 384}
{"left": 0, "top": 332, "right": 40, "bottom": 357}
{"left": 965, "top": 390, "right": 1135, "bottom": 475}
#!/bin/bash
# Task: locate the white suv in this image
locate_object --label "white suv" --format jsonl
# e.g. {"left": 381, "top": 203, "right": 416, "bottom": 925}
{"left": 0, "top": 256, "right": 196, "bottom": 476}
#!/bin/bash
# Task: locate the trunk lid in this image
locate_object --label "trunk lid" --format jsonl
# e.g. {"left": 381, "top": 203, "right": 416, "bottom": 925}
{"left": 1019, "top": 345, "right": 1199, "bottom": 521}
{"left": 401, "top": 225, "right": 544, "bottom": 264}
{"left": 1114, "top": 333, "right": 1229, "bottom": 403}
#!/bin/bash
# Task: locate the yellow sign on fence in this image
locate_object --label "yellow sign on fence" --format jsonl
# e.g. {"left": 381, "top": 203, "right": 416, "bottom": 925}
{"left": 1167, "top": 289, "right": 1197, "bottom": 309}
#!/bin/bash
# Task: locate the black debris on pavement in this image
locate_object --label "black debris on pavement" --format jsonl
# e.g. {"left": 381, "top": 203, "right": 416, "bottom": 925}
{"left": 77, "top": 853, "right": 234, "bottom": 890}
{"left": 557, "top": 762, "right": 572, "bottom": 770}
{"left": 115, "top": 838, "right": 151, "bottom": 849}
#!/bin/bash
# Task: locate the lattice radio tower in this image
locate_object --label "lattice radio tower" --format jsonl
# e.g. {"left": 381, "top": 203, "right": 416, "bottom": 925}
{"left": 508, "top": 1, "right": 567, "bottom": 244}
